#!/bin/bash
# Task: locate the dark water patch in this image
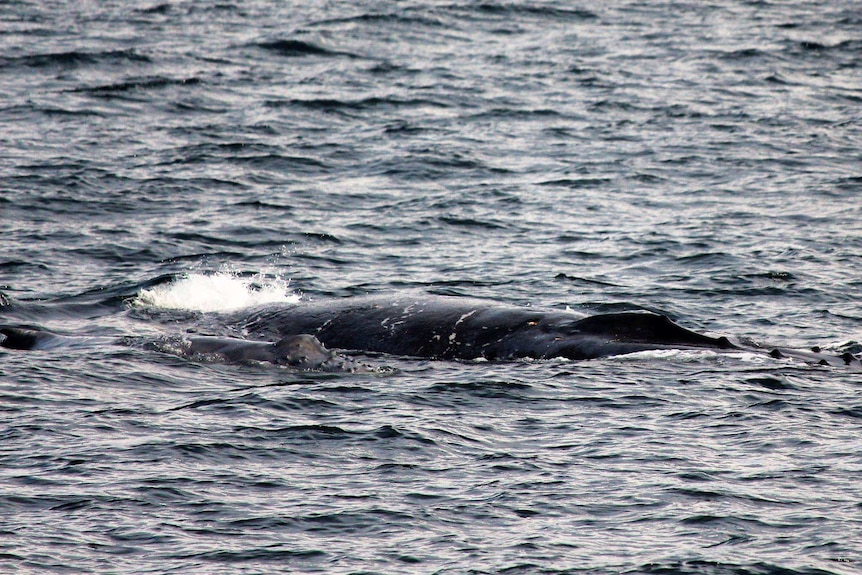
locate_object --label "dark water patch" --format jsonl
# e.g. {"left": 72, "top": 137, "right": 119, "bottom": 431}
{"left": 426, "top": 380, "right": 532, "bottom": 400}
{"left": 693, "top": 284, "right": 819, "bottom": 299}
{"left": 556, "top": 395, "right": 637, "bottom": 410}
{"left": 678, "top": 514, "right": 762, "bottom": 527}
{"left": 631, "top": 172, "right": 666, "bottom": 183}
{"left": 629, "top": 560, "right": 840, "bottom": 575}
{"left": 0, "top": 288, "right": 135, "bottom": 322}
{"left": 746, "top": 271, "right": 795, "bottom": 282}
{"left": 265, "top": 95, "right": 449, "bottom": 114}
{"left": 376, "top": 462, "right": 422, "bottom": 475}
{"left": 587, "top": 98, "right": 649, "bottom": 115}
{"left": 829, "top": 406, "right": 862, "bottom": 420}
{"left": 160, "top": 142, "right": 319, "bottom": 165}
{"left": 478, "top": 452, "right": 543, "bottom": 474}
{"left": 165, "top": 230, "right": 284, "bottom": 252}
{"left": 797, "top": 41, "right": 832, "bottom": 52}
{"left": 227, "top": 153, "right": 329, "bottom": 173}
{"left": 0, "top": 48, "right": 151, "bottom": 69}
{"left": 238, "top": 424, "right": 355, "bottom": 442}
{"left": 234, "top": 199, "right": 295, "bottom": 213}
{"left": 369, "top": 60, "right": 421, "bottom": 75}
{"left": 746, "top": 376, "right": 795, "bottom": 391}
{"left": 383, "top": 120, "right": 430, "bottom": 135}
{"left": 168, "top": 441, "right": 262, "bottom": 462}
{"left": 423, "top": 278, "right": 514, "bottom": 292}
{"left": 714, "top": 47, "right": 775, "bottom": 61}
{"left": 366, "top": 151, "right": 497, "bottom": 181}
{"left": 133, "top": 484, "right": 203, "bottom": 505}
{"left": 837, "top": 341, "right": 862, "bottom": 354}
{"left": 676, "top": 470, "right": 724, "bottom": 482}
{"left": 789, "top": 38, "right": 862, "bottom": 59}
{"left": 289, "top": 252, "right": 356, "bottom": 268}
{"left": 169, "top": 395, "right": 261, "bottom": 413}
{"left": 295, "top": 231, "right": 342, "bottom": 244}
{"left": 23, "top": 104, "right": 106, "bottom": 118}
{"left": 554, "top": 273, "right": 620, "bottom": 288}
{"left": 748, "top": 397, "right": 799, "bottom": 413}
{"left": 136, "top": 3, "right": 171, "bottom": 15}
{"left": 666, "top": 410, "right": 710, "bottom": 421}
{"left": 254, "top": 39, "right": 355, "bottom": 59}
{"left": 371, "top": 424, "right": 437, "bottom": 445}
{"left": 223, "top": 392, "right": 342, "bottom": 414}
{"left": 131, "top": 176, "right": 252, "bottom": 198}
{"left": 220, "top": 508, "right": 416, "bottom": 537}
{"left": 438, "top": 216, "right": 508, "bottom": 230}
{"left": 460, "top": 3, "right": 597, "bottom": 22}
{"left": 469, "top": 107, "right": 563, "bottom": 120}
{"left": 311, "top": 10, "right": 448, "bottom": 29}
{"left": 72, "top": 76, "right": 203, "bottom": 99}
{"left": 538, "top": 177, "right": 613, "bottom": 189}
{"left": 670, "top": 487, "right": 732, "bottom": 503}
{"left": 225, "top": 516, "right": 297, "bottom": 530}
{"left": 0, "top": 492, "right": 132, "bottom": 513}
{"left": 0, "top": 393, "right": 33, "bottom": 413}
{"left": 49, "top": 498, "right": 94, "bottom": 512}
{"left": 0, "top": 260, "right": 50, "bottom": 274}
{"left": 764, "top": 73, "right": 795, "bottom": 86}
{"left": 578, "top": 301, "right": 662, "bottom": 315}
{"left": 176, "top": 547, "right": 327, "bottom": 563}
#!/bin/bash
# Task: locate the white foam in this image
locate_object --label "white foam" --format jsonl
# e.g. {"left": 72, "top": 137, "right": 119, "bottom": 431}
{"left": 134, "top": 271, "right": 300, "bottom": 312}
{"left": 610, "top": 349, "right": 769, "bottom": 364}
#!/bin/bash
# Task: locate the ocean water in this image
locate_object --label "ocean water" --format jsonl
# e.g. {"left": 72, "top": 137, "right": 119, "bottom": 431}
{"left": 2, "top": 1, "right": 861, "bottom": 573}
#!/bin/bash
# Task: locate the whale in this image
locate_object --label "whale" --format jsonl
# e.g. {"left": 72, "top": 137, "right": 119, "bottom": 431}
{"left": 0, "top": 326, "right": 373, "bottom": 372}
{"left": 180, "top": 333, "right": 373, "bottom": 372}
{"left": 3, "top": 294, "right": 858, "bottom": 369}
{"left": 232, "top": 294, "right": 860, "bottom": 367}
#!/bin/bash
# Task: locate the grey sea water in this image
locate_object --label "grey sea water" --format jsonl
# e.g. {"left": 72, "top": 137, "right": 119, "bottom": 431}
{"left": 1, "top": 1, "right": 861, "bottom": 573}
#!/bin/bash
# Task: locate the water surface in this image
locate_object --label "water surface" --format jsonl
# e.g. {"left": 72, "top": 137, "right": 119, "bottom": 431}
{"left": 2, "top": 1, "right": 861, "bottom": 573}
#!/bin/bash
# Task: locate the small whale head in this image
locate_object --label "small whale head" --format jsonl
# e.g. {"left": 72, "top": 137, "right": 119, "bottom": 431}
{"left": 273, "top": 334, "right": 333, "bottom": 368}
{"left": 272, "top": 334, "right": 376, "bottom": 373}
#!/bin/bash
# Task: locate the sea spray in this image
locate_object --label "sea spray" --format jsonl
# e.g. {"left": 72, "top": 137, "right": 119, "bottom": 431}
{"left": 133, "top": 270, "right": 299, "bottom": 312}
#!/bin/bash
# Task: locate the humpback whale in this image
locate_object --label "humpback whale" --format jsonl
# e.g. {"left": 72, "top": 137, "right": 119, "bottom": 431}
{"left": 0, "top": 326, "right": 373, "bottom": 372}
{"left": 233, "top": 295, "right": 860, "bottom": 367}
{"left": 3, "top": 294, "right": 858, "bottom": 369}
{"left": 180, "top": 333, "right": 372, "bottom": 372}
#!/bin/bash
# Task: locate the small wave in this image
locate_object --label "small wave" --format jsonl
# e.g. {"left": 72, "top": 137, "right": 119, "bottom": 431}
{"left": 132, "top": 270, "right": 299, "bottom": 312}
{"left": 254, "top": 39, "right": 355, "bottom": 58}
{"left": 264, "top": 96, "right": 449, "bottom": 113}
{"left": 72, "top": 76, "right": 202, "bottom": 98}
{"left": 0, "top": 48, "right": 150, "bottom": 69}
{"left": 609, "top": 349, "right": 769, "bottom": 364}
{"left": 487, "top": 4, "right": 596, "bottom": 19}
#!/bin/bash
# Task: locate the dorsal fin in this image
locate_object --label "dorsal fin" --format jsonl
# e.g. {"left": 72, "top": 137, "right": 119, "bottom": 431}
{"left": 573, "top": 312, "right": 734, "bottom": 348}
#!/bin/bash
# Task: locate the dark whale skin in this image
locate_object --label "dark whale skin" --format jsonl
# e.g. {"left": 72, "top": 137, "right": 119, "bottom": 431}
{"left": 234, "top": 295, "right": 859, "bottom": 367}
{"left": 4, "top": 295, "right": 858, "bottom": 368}
{"left": 234, "top": 295, "right": 737, "bottom": 361}
{"left": 0, "top": 327, "right": 372, "bottom": 372}
{"left": 186, "top": 333, "right": 372, "bottom": 372}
